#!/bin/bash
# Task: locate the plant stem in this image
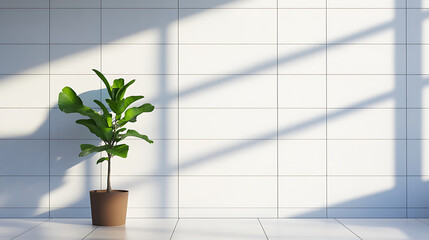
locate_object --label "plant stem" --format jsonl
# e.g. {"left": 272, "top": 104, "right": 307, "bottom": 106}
{"left": 106, "top": 116, "right": 117, "bottom": 192}
{"left": 107, "top": 153, "right": 112, "bottom": 192}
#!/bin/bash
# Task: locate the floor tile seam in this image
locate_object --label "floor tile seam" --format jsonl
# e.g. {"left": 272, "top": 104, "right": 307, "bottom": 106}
{"left": 169, "top": 218, "right": 180, "bottom": 240}
{"left": 80, "top": 226, "right": 98, "bottom": 240}
{"left": 334, "top": 218, "right": 364, "bottom": 240}
{"left": 10, "top": 219, "right": 50, "bottom": 240}
{"left": 258, "top": 218, "right": 270, "bottom": 240}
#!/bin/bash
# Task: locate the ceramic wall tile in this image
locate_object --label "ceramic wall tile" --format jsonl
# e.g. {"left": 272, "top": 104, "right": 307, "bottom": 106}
{"left": 102, "top": 45, "right": 178, "bottom": 74}
{"left": 327, "top": 109, "right": 406, "bottom": 139}
{"left": 278, "top": 0, "right": 326, "bottom": 8}
{"left": 50, "top": 9, "right": 100, "bottom": 44}
{"left": 103, "top": 0, "right": 177, "bottom": 8}
{"left": 327, "top": 75, "right": 406, "bottom": 109}
{"left": 50, "top": 0, "right": 100, "bottom": 8}
{"left": 278, "top": 140, "right": 326, "bottom": 175}
{"left": 179, "top": 45, "right": 277, "bottom": 75}
{"left": 0, "top": 140, "right": 49, "bottom": 175}
{"left": 0, "top": 75, "right": 49, "bottom": 107}
{"left": 179, "top": 75, "right": 276, "bottom": 108}
{"left": 102, "top": 9, "right": 177, "bottom": 44}
{"left": 328, "top": 140, "right": 406, "bottom": 175}
{"left": 179, "top": 109, "right": 276, "bottom": 139}
{"left": 328, "top": 176, "right": 406, "bottom": 207}
{"left": 328, "top": 0, "right": 406, "bottom": 8}
{"left": 180, "top": 0, "right": 276, "bottom": 8}
{"left": 179, "top": 140, "right": 276, "bottom": 175}
{"left": 278, "top": 9, "right": 325, "bottom": 44}
{"left": 0, "top": 45, "right": 49, "bottom": 74}
{"left": 328, "top": 45, "right": 406, "bottom": 74}
{"left": 0, "top": 9, "right": 48, "bottom": 44}
{"left": 328, "top": 9, "right": 405, "bottom": 44}
{"left": 180, "top": 9, "right": 276, "bottom": 44}
{"left": 0, "top": 109, "right": 49, "bottom": 140}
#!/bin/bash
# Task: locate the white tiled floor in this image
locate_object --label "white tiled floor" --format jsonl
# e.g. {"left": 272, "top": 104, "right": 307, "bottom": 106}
{"left": 2, "top": 218, "right": 429, "bottom": 240}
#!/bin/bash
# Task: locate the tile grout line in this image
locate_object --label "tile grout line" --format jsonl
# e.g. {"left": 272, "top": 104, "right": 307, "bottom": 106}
{"left": 2, "top": 7, "right": 429, "bottom": 10}
{"left": 177, "top": 0, "right": 180, "bottom": 219}
{"left": 2, "top": 43, "right": 426, "bottom": 45}
{"left": 325, "top": 0, "right": 329, "bottom": 218}
{"left": 81, "top": 226, "right": 98, "bottom": 240}
{"left": 3, "top": 138, "right": 427, "bottom": 141}
{"left": 48, "top": 0, "right": 51, "bottom": 218}
{"left": 2, "top": 107, "right": 427, "bottom": 110}
{"left": 334, "top": 218, "right": 363, "bottom": 240}
{"left": 10, "top": 219, "right": 50, "bottom": 240}
{"left": 99, "top": 0, "right": 103, "bottom": 189}
{"left": 0, "top": 43, "right": 428, "bottom": 45}
{"left": 0, "top": 72, "right": 427, "bottom": 75}
{"left": 2, "top": 107, "right": 425, "bottom": 110}
{"left": 169, "top": 218, "right": 180, "bottom": 240}
{"left": 2, "top": 174, "right": 428, "bottom": 177}
{"left": 405, "top": 1, "right": 408, "bottom": 218}
{"left": 276, "top": 0, "right": 279, "bottom": 219}
{"left": 258, "top": 218, "right": 270, "bottom": 240}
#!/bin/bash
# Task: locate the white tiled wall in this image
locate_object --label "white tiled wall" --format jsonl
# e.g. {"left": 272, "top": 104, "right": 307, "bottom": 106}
{"left": 0, "top": 0, "right": 428, "bottom": 219}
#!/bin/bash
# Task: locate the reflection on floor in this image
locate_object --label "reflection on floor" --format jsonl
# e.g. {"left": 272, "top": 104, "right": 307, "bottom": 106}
{"left": 1, "top": 218, "right": 429, "bottom": 239}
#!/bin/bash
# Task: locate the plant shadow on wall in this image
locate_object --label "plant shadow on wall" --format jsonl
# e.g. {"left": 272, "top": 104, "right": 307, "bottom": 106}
{"left": 0, "top": 0, "right": 428, "bottom": 234}
{"left": 0, "top": 84, "right": 163, "bottom": 218}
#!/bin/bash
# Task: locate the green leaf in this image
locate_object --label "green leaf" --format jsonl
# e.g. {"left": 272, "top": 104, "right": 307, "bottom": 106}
{"left": 105, "top": 99, "right": 122, "bottom": 115}
{"left": 106, "top": 95, "right": 144, "bottom": 115}
{"left": 58, "top": 87, "right": 83, "bottom": 113}
{"left": 118, "top": 103, "right": 155, "bottom": 126}
{"left": 111, "top": 78, "right": 124, "bottom": 100}
{"left": 116, "top": 79, "right": 135, "bottom": 100}
{"left": 79, "top": 144, "right": 110, "bottom": 157}
{"left": 112, "top": 78, "right": 124, "bottom": 89}
{"left": 117, "top": 128, "right": 127, "bottom": 134}
{"left": 93, "top": 100, "right": 112, "bottom": 127}
{"left": 76, "top": 119, "right": 106, "bottom": 141}
{"left": 96, "top": 157, "right": 109, "bottom": 164}
{"left": 115, "top": 128, "right": 127, "bottom": 142}
{"left": 58, "top": 87, "right": 109, "bottom": 130}
{"left": 123, "top": 95, "right": 144, "bottom": 110}
{"left": 102, "top": 128, "right": 114, "bottom": 141}
{"left": 118, "top": 129, "right": 153, "bottom": 143}
{"left": 93, "top": 100, "right": 109, "bottom": 118}
{"left": 76, "top": 119, "right": 113, "bottom": 141}
{"left": 93, "top": 69, "right": 113, "bottom": 100}
{"left": 80, "top": 110, "right": 109, "bottom": 130}
{"left": 93, "top": 69, "right": 112, "bottom": 99}
{"left": 106, "top": 144, "right": 129, "bottom": 158}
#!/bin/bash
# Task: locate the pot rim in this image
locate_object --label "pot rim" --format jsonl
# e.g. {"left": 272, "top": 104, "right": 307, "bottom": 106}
{"left": 90, "top": 190, "right": 128, "bottom": 193}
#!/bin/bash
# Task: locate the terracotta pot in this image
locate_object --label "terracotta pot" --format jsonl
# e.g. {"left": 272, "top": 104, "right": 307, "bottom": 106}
{"left": 89, "top": 190, "right": 129, "bottom": 226}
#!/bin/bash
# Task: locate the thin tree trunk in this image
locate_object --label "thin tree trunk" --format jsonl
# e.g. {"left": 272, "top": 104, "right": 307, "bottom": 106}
{"left": 107, "top": 154, "right": 112, "bottom": 192}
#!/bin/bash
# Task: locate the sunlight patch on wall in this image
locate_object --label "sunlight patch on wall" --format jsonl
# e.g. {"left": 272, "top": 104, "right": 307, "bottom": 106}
{"left": 328, "top": 10, "right": 403, "bottom": 44}
{"left": 0, "top": 75, "right": 49, "bottom": 108}
{"left": 0, "top": 109, "right": 49, "bottom": 139}
{"left": 102, "top": 9, "right": 177, "bottom": 44}
{"left": 327, "top": 75, "right": 404, "bottom": 109}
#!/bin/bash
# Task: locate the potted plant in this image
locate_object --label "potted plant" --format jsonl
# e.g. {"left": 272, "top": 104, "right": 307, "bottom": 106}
{"left": 58, "top": 69, "right": 155, "bottom": 226}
